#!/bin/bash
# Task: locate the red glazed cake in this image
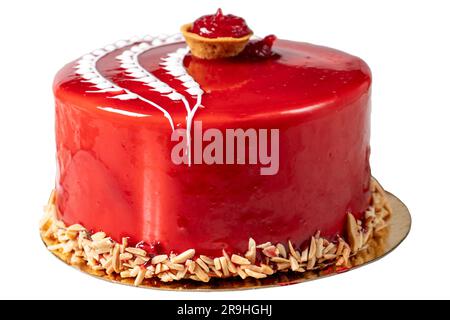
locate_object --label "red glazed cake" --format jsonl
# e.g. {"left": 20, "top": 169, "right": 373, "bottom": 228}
{"left": 41, "top": 10, "right": 391, "bottom": 285}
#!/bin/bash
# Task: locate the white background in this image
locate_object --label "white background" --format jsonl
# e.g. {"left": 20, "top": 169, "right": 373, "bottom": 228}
{"left": 0, "top": 0, "right": 449, "bottom": 299}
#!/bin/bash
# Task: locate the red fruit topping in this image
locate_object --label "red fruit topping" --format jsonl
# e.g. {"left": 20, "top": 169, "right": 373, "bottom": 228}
{"left": 136, "top": 241, "right": 164, "bottom": 256}
{"left": 191, "top": 8, "right": 252, "bottom": 39}
{"left": 239, "top": 34, "right": 277, "bottom": 58}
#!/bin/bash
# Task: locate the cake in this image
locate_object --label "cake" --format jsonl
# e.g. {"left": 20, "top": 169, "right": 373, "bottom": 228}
{"left": 41, "top": 9, "right": 391, "bottom": 286}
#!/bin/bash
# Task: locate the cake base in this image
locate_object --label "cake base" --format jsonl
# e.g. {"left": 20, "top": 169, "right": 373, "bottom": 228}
{"left": 40, "top": 180, "right": 410, "bottom": 291}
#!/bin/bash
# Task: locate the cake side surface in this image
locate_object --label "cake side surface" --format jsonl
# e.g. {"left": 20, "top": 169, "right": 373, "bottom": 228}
{"left": 54, "top": 35, "right": 372, "bottom": 257}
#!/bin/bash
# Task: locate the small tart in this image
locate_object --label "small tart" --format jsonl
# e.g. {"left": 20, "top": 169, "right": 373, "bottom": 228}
{"left": 181, "top": 23, "right": 253, "bottom": 59}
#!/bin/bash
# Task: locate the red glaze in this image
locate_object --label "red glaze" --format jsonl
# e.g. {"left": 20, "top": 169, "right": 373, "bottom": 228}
{"left": 54, "top": 39, "right": 372, "bottom": 257}
{"left": 191, "top": 9, "right": 252, "bottom": 38}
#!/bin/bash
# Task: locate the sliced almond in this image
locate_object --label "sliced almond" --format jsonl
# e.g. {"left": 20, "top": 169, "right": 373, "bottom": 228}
{"left": 200, "top": 255, "right": 214, "bottom": 266}
{"left": 256, "top": 242, "right": 272, "bottom": 249}
{"left": 194, "top": 265, "right": 210, "bottom": 283}
{"left": 277, "top": 262, "right": 291, "bottom": 270}
{"left": 176, "top": 267, "right": 188, "bottom": 280}
{"left": 91, "top": 232, "right": 106, "bottom": 241}
{"left": 271, "top": 257, "right": 290, "bottom": 263}
{"left": 187, "top": 259, "right": 196, "bottom": 274}
{"left": 211, "top": 267, "right": 223, "bottom": 278}
{"left": 260, "top": 264, "right": 274, "bottom": 275}
{"left": 120, "top": 252, "right": 133, "bottom": 261}
{"left": 195, "top": 258, "right": 210, "bottom": 272}
{"left": 151, "top": 254, "right": 168, "bottom": 265}
{"left": 134, "top": 268, "right": 146, "bottom": 286}
{"left": 125, "top": 247, "right": 147, "bottom": 257}
{"left": 164, "top": 261, "right": 184, "bottom": 271}
{"left": 112, "top": 244, "right": 120, "bottom": 273}
{"left": 315, "top": 238, "right": 324, "bottom": 259}
{"left": 171, "top": 249, "right": 195, "bottom": 264}
{"left": 120, "top": 270, "right": 132, "bottom": 278}
{"left": 289, "top": 255, "right": 300, "bottom": 271}
{"left": 67, "top": 224, "right": 85, "bottom": 232}
{"left": 244, "top": 268, "right": 267, "bottom": 279}
{"left": 236, "top": 267, "right": 248, "bottom": 279}
{"left": 244, "top": 246, "right": 256, "bottom": 264}
{"left": 300, "top": 248, "right": 308, "bottom": 263}
{"left": 214, "top": 257, "right": 222, "bottom": 270}
{"left": 219, "top": 257, "right": 229, "bottom": 277}
{"left": 231, "top": 254, "right": 251, "bottom": 265}
{"left": 288, "top": 240, "right": 301, "bottom": 261}
{"left": 336, "top": 238, "right": 345, "bottom": 256}
{"left": 347, "top": 213, "right": 359, "bottom": 252}
{"left": 262, "top": 245, "right": 279, "bottom": 258}
{"left": 222, "top": 250, "right": 237, "bottom": 273}
{"left": 276, "top": 243, "right": 287, "bottom": 258}
{"left": 308, "top": 237, "right": 316, "bottom": 260}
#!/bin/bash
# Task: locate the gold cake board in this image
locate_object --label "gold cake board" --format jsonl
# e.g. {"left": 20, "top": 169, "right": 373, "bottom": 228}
{"left": 41, "top": 191, "right": 411, "bottom": 291}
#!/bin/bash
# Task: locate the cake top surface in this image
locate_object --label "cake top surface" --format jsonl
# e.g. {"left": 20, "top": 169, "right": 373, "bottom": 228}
{"left": 54, "top": 34, "right": 371, "bottom": 127}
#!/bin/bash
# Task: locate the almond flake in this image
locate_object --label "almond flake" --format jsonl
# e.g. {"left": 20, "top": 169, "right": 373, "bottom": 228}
{"left": 67, "top": 224, "right": 85, "bottom": 232}
{"left": 134, "top": 257, "right": 147, "bottom": 266}
{"left": 248, "top": 238, "right": 256, "bottom": 250}
{"left": 323, "top": 243, "right": 335, "bottom": 255}
{"left": 219, "top": 257, "right": 229, "bottom": 277}
{"left": 316, "top": 238, "right": 324, "bottom": 259}
{"left": 271, "top": 257, "right": 290, "bottom": 263}
{"left": 276, "top": 243, "right": 287, "bottom": 258}
{"left": 244, "top": 269, "right": 267, "bottom": 279}
{"left": 262, "top": 245, "right": 279, "bottom": 258}
{"left": 121, "top": 238, "right": 128, "bottom": 254}
{"left": 300, "top": 249, "right": 308, "bottom": 263}
{"left": 200, "top": 255, "right": 214, "bottom": 266}
{"left": 277, "top": 262, "right": 291, "bottom": 270}
{"left": 151, "top": 254, "right": 168, "bottom": 265}
{"left": 125, "top": 247, "right": 147, "bottom": 257}
{"left": 91, "top": 232, "right": 106, "bottom": 241}
{"left": 166, "top": 261, "right": 185, "bottom": 271}
{"left": 231, "top": 254, "right": 251, "bottom": 265}
{"left": 260, "top": 264, "right": 274, "bottom": 275}
{"left": 211, "top": 267, "right": 223, "bottom": 278}
{"left": 120, "top": 252, "right": 133, "bottom": 261}
{"left": 288, "top": 240, "right": 301, "bottom": 261}
{"left": 289, "top": 255, "right": 300, "bottom": 271}
{"left": 323, "top": 253, "right": 337, "bottom": 260}
{"left": 222, "top": 250, "right": 237, "bottom": 273}
{"left": 214, "top": 257, "right": 222, "bottom": 270}
{"left": 245, "top": 247, "right": 256, "bottom": 264}
{"left": 308, "top": 237, "right": 316, "bottom": 260}
{"left": 134, "top": 268, "right": 146, "bottom": 286}
{"left": 187, "top": 260, "right": 196, "bottom": 274}
{"left": 171, "top": 249, "right": 195, "bottom": 264}
{"left": 110, "top": 248, "right": 118, "bottom": 270}
{"left": 347, "top": 213, "right": 359, "bottom": 252}
{"left": 194, "top": 265, "right": 210, "bottom": 283}
{"left": 160, "top": 272, "right": 175, "bottom": 283}
{"left": 236, "top": 267, "right": 248, "bottom": 279}
{"left": 256, "top": 242, "right": 272, "bottom": 249}
{"left": 176, "top": 267, "right": 188, "bottom": 280}
{"left": 106, "top": 264, "right": 114, "bottom": 275}
{"left": 336, "top": 238, "right": 345, "bottom": 256}
{"left": 196, "top": 258, "right": 210, "bottom": 272}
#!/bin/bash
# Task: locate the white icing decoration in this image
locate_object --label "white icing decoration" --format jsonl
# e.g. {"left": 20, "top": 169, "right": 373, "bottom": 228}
{"left": 116, "top": 35, "right": 203, "bottom": 165}
{"left": 74, "top": 33, "right": 204, "bottom": 165}
{"left": 74, "top": 37, "right": 175, "bottom": 130}
{"left": 97, "top": 106, "right": 150, "bottom": 117}
{"left": 160, "top": 46, "right": 204, "bottom": 166}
